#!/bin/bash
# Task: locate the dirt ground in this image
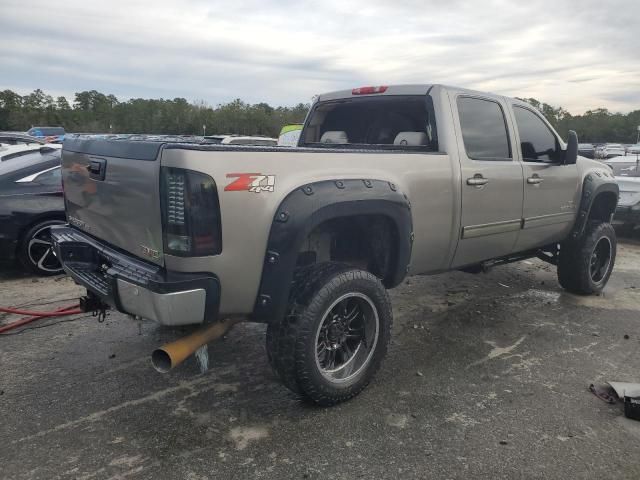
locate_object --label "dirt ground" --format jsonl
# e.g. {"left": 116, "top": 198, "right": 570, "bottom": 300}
{"left": 1, "top": 235, "right": 640, "bottom": 479}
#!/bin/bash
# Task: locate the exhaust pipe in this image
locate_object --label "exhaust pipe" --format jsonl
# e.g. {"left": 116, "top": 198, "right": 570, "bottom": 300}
{"left": 151, "top": 318, "right": 240, "bottom": 373}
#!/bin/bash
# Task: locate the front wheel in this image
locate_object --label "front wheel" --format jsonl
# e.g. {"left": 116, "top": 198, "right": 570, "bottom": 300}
{"left": 266, "top": 263, "right": 392, "bottom": 406}
{"left": 558, "top": 221, "right": 616, "bottom": 294}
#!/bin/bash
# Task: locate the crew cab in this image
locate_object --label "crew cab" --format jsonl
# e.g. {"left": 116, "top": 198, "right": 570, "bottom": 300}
{"left": 52, "top": 85, "right": 618, "bottom": 405}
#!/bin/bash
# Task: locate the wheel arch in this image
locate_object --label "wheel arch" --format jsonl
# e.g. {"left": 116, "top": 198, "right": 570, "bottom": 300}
{"left": 251, "top": 179, "right": 413, "bottom": 323}
{"left": 569, "top": 171, "right": 619, "bottom": 241}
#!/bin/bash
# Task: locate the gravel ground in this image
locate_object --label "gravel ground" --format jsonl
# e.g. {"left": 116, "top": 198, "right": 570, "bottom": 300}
{"left": 1, "top": 235, "right": 640, "bottom": 479}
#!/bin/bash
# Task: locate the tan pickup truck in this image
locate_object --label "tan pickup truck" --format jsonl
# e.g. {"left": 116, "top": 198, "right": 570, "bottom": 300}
{"left": 52, "top": 84, "right": 618, "bottom": 405}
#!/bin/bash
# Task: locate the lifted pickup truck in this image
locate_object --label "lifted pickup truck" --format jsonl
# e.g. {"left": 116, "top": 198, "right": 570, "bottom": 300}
{"left": 52, "top": 84, "right": 618, "bottom": 405}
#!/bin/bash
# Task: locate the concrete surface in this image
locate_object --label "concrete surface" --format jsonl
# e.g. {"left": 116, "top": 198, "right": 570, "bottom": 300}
{"left": 1, "top": 237, "right": 640, "bottom": 479}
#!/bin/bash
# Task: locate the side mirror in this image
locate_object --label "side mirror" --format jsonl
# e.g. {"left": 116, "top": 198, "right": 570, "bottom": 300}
{"left": 564, "top": 130, "right": 578, "bottom": 165}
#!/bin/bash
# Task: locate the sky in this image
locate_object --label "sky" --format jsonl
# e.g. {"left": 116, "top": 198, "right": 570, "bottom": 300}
{"left": 2, "top": 0, "right": 639, "bottom": 114}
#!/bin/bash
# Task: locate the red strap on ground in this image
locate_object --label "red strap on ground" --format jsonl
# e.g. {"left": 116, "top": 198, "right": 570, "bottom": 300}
{"left": 0, "top": 304, "right": 81, "bottom": 334}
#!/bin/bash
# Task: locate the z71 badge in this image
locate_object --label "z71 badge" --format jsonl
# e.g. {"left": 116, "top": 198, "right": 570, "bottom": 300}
{"left": 225, "top": 173, "right": 275, "bottom": 193}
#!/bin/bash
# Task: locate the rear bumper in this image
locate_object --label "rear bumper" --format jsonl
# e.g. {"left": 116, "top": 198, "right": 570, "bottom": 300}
{"left": 50, "top": 226, "right": 220, "bottom": 326}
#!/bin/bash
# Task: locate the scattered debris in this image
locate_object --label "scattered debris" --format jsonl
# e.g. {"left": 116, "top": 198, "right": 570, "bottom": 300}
{"left": 589, "top": 383, "right": 618, "bottom": 404}
{"left": 499, "top": 440, "right": 508, "bottom": 445}
{"left": 589, "top": 382, "right": 640, "bottom": 421}
{"left": 625, "top": 396, "right": 640, "bottom": 421}
{"left": 608, "top": 382, "right": 640, "bottom": 399}
{"left": 108, "top": 354, "right": 116, "bottom": 359}
{"left": 498, "top": 283, "right": 510, "bottom": 288}
{"left": 194, "top": 345, "right": 209, "bottom": 373}
{"left": 416, "top": 371, "right": 423, "bottom": 377}
{"left": 624, "top": 334, "right": 630, "bottom": 340}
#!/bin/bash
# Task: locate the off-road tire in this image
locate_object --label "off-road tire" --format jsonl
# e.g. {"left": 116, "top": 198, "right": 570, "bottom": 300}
{"left": 558, "top": 221, "right": 616, "bottom": 295}
{"left": 19, "top": 219, "right": 65, "bottom": 276}
{"left": 266, "top": 262, "right": 393, "bottom": 406}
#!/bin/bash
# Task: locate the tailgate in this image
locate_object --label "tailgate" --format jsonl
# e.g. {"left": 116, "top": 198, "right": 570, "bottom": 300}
{"left": 61, "top": 137, "right": 165, "bottom": 266}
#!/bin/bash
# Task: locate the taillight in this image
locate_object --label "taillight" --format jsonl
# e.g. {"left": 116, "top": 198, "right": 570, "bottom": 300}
{"left": 352, "top": 86, "right": 388, "bottom": 95}
{"left": 161, "top": 167, "right": 222, "bottom": 256}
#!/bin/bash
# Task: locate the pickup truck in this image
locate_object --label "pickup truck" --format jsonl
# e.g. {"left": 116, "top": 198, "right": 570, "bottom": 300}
{"left": 52, "top": 84, "right": 619, "bottom": 406}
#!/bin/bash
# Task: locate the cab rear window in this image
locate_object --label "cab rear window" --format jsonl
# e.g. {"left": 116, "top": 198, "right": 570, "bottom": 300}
{"left": 301, "top": 95, "right": 438, "bottom": 151}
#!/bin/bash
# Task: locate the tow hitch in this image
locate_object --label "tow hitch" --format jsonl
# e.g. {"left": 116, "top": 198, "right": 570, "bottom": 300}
{"left": 79, "top": 291, "right": 110, "bottom": 323}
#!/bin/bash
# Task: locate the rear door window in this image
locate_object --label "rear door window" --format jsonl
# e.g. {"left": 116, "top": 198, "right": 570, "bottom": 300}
{"left": 457, "top": 97, "right": 511, "bottom": 160}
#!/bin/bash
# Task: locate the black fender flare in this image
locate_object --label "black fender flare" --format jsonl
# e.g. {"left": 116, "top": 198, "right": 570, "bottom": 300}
{"left": 569, "top": 170, "right": 619, "bottom": 240}
{"left": 251, "top": 179, "right": 413, "bottom": 323}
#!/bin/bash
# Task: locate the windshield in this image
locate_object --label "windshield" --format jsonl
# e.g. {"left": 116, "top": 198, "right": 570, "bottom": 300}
{"left": 301, "top": 95, "right": 438, "bottom": 151}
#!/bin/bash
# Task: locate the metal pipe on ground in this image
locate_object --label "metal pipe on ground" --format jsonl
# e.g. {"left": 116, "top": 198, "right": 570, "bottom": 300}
{"left": 151, "top": 318, "right": 241, "bottom": 372}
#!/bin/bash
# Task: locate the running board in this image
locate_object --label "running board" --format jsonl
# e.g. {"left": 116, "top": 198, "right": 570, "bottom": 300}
{"left": 459, "top": 245, "right": 558, "bottom": 274}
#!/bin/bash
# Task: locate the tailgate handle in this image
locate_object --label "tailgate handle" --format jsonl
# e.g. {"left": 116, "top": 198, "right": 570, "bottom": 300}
{"left": 87, "top": 158, "right": 106, "bottom": 181}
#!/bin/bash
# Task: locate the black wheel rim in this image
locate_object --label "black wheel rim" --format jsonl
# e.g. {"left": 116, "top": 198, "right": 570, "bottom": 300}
{"left": 590, "top": 237, "right": 612, "bottom": 284}
{"left": 314, "top": 292, "right": 379, "bottom": 383}
{"left": 28, "top": 223, "right": 64, "bottom": 273}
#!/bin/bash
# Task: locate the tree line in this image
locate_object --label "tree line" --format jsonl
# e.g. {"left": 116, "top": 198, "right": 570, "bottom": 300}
{"left": 516, "top": 98, "right": 640, "bottom": 144}
{"left": 0, "top": 89, "right": 309, "bottom": 138}
{"left": 0, "top": 88, "right": 638, "bottom": 143}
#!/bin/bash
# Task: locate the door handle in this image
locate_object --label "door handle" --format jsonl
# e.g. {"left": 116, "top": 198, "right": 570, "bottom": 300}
{"left": 466, "top": 174, "right": 489, "bottom": 186}
{"left": 527, "top": 175, "right": 543, "bottom": 185}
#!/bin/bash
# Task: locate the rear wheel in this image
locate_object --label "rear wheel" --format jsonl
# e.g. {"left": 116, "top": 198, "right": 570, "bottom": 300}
{"left": 19, "top": 219, "right": 65, "bottom": 275}
{"left": 558, "top": 221, "right": 616, "bottom": 294}
{"left": 266, "top": 262, "right": 392, "bottom": 406}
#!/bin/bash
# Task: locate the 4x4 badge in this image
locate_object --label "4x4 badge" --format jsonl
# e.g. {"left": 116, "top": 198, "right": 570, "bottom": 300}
{"left": 225, "top": 173, "right": 275, "bottom": 193}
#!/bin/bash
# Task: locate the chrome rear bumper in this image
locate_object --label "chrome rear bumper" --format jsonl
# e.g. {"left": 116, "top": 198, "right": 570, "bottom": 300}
{"left": 51, "top": 226, "right": 220, "bottom": 326}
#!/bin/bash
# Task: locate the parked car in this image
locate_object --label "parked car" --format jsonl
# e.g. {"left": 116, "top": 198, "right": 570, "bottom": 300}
{"left": 53, "top": 84, "right": 618, "bottom": 406}
{"left": 27, "top": 126, "right": 66, "bottom": 143}
{"left": 0, "top": 132, "right": 46, "bottom": 145}
{"left": 278, "top": 124, "right": 303, "bottom": 146}
{"left": 202, "top": 135, "right": 277, "bottom": 146}
{"left": 0, "top": 148, "right": 65, "bottom": 274}
{"left": 627, "top": 144, "right": 640, "bottom": 155}
{"left": 578, "top": 143, "right": 595, "bottom": 159}
{"left": 605, "top": 155, "right": 640, "bottom": 229}
{"left": 598, "top": 143, "right": 626, "bottom": 159}
{"left": 201, "top": 135, "right": 228, "bottom": 144}
{"left": 1, "top": 132, "right": 62, "bottom": 161}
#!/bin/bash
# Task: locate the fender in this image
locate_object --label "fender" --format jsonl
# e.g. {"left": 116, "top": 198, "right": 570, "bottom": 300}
{"left": 569, "top": 169, "right": 619, "bottom": 240}
{"left": 251, "top": 179, "right": 413, "bottom": 323}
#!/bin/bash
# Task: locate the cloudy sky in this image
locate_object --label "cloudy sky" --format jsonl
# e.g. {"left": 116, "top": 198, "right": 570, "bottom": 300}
{"left": 2, "top": 0, "right": 639, "bottom": 113}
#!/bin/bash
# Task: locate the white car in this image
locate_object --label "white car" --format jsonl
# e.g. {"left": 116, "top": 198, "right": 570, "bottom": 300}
{"left": 0, "top": 133, "right": 61, "bottom": 161}
{"left": 221, "top": 135, "right": 277, "bottom": 146}
{"left": 599, "top": 143, "right": 626, "bottom": 159}
{"left": 202, "top": 135, "right": 277, "bottom": 146}
{"left": 627, "top": 144, "right": 640, "bottom": 155}
{"left": 604, "top": 155, "right": 640, "bottom": 228}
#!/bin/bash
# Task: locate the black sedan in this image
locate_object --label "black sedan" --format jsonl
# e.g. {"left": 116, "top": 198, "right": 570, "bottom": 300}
{"left": 0, "top": 147, "right": 65, "bottom": 275}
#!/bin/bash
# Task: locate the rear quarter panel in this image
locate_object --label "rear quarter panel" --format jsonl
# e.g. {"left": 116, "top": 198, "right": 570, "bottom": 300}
{"left": 160, "top": 147, "right": 458, "bottom": 315}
